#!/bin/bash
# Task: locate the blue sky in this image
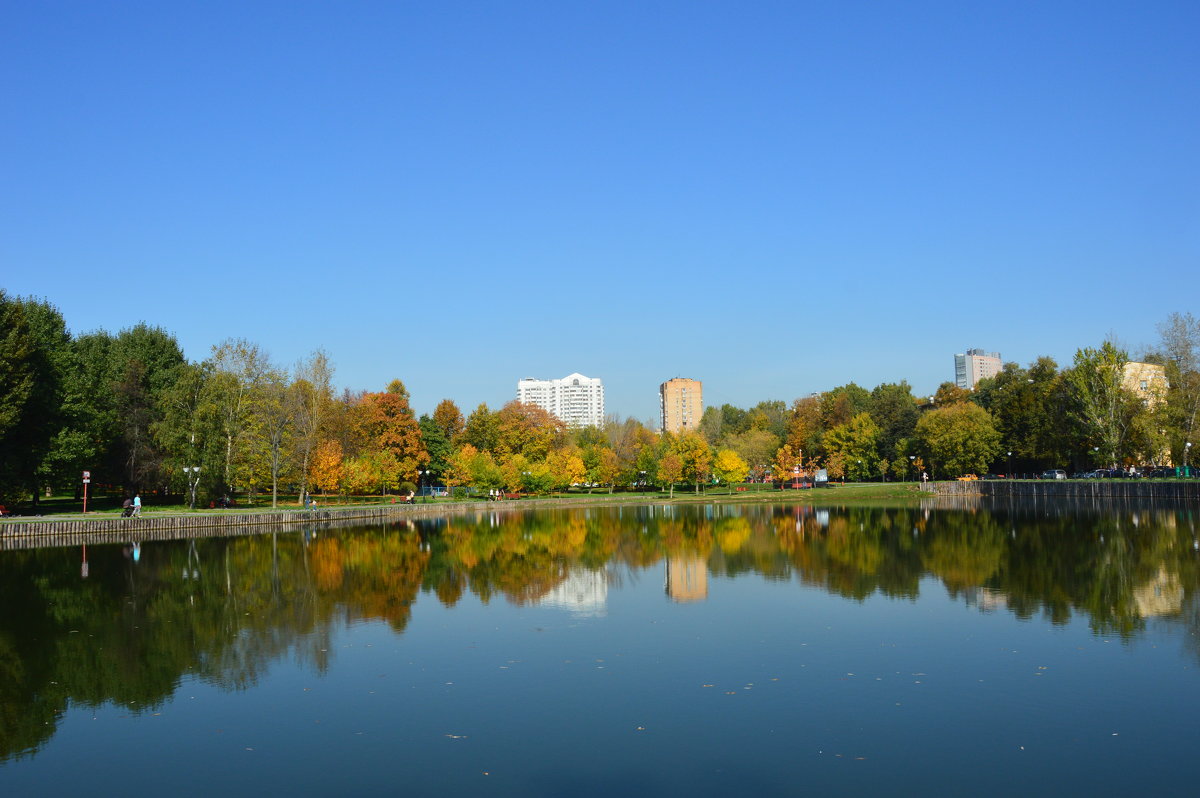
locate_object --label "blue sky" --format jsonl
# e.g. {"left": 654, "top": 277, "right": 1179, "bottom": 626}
{"left": 3, "top": 1, "right": 1197, "bottom": 422}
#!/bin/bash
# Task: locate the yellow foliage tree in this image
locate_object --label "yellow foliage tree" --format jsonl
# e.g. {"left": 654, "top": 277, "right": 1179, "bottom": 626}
{"left": 772, "top": 444, "right": 801, "bottom": 483}
{"left": 712, "top": 449, "right": 750, "bottom": 494}
{"left": 546, "top": 448, "right": 586, "bottom": 492}
{"left": 309, "top": 439, "right": 344, "bottom": 496}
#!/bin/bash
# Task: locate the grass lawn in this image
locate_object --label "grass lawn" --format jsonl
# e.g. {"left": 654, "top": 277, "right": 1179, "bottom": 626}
{"left": 1, "top": 482, "right": 925, "bottom": 522}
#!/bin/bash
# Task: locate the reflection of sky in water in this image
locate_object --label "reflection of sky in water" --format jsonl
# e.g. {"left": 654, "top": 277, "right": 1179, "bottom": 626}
{"left": 4, "top": 504, "right": 1200, "bottom": 796}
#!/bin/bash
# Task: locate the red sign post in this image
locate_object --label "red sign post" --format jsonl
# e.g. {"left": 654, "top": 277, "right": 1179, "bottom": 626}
{"left": 82, "top": 470, "right": 91, "bottom": 514}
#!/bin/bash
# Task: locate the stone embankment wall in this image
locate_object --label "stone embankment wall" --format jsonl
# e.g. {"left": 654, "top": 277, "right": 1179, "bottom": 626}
{"left": 929, "top": 480, "right": 1200, "bottom": 501}
{"left": 0, "top": 494, "right": 651, "bottom": 550}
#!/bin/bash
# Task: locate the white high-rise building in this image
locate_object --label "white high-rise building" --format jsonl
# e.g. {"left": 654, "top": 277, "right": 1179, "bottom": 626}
{"left": 516, "top": 373, "right": 605, "bottom": 428}
{"left": 954, "top": 349, "right": 1002, "bottom": 390}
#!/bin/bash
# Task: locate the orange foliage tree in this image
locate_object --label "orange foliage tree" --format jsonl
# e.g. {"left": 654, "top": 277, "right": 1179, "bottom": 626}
{"left": 309, "top": 439, "right": 344, "bottom": 495}
{"left": 353, "top": 379, "right": 428, "bottom": 486}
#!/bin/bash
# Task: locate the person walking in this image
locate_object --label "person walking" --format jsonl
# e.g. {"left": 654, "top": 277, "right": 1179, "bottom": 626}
{"left": 132, "top": 493, "right": 142, "bottom": 517}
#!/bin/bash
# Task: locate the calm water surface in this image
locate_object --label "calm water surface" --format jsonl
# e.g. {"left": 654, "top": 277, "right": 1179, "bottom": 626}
{"left": 2, "top": 501, "right": 1199, "bottom": 796}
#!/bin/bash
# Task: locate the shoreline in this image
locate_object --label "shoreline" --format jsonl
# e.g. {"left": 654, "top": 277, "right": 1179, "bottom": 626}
{"left": 0, "top": 484, "right": 926, "bottom": 545}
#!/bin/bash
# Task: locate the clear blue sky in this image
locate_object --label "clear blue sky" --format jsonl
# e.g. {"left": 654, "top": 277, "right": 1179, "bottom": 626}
{"left": 4, "top": 1, "right": 1197, "bottom": 422}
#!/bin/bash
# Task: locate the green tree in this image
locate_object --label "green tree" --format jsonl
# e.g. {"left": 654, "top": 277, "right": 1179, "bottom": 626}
{"left": 204, "top": 339, "right": 271, "bottom": 491}
{"left": 419, "top": 414, "right": 452, "bottom": 484}
{"left": 820, "top": 383, "right": 871, "bottom": 430}
{"left": 0, "top": 294, "right": 71, "bottom": 505}
{"left": 461, "top": 403, "right": 499, "bottom": 454}
{"left": 823, "top": 412, "right": 880, "bottom": 480}
{"left": 914, "top": 402, "right": 1002, "bottom": 478}
{"left": 868, "top": 382, "right": 919, "bottom": 460}
{"left": 1064, "top": 340, "right": 1139, "bottom": 469}
{"left": 1157, "top": 312, "right": 1200, "bottom": 466}
{"left": 722, "top": 427, "right": 780, "bottom": 477}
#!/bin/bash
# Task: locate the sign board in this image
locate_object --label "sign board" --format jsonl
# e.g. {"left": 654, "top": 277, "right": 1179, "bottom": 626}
{"left": 82, "top": 471, "right": 90, "bottom": 479}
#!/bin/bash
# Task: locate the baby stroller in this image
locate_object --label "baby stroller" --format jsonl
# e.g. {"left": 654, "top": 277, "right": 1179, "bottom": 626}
{"left": 121, "top": 498, "right": 135, "bottom": 517}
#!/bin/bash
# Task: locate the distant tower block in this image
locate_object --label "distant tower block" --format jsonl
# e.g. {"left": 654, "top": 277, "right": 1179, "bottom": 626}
{"left": 954, "top": 350, "right": 1001, "bottom": 390}
{"left": 516, "top": 373, "right": 605, "bottom": 428}
{"left": 660, "top": 377, "right": 703, "bottom": 434}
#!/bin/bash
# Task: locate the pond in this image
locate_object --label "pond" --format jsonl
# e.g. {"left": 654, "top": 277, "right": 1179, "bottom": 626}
{"left": 2, "top": 501, "right": 1199, "bottom": 796}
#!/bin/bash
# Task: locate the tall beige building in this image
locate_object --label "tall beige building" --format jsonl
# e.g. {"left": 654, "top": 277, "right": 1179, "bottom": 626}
{"left": 954, "top": 349, "right": 1002, "bottom": 390}
{"left": 1122, "top": 361, "right": 1168, "bottom": 408}
{"left": 660, "top": 378, "right": 703, "bottom": 434}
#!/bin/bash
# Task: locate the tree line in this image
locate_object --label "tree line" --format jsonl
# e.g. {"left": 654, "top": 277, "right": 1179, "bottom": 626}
{"left": 2, "top": 290, "right": 1198, "bottom": 505}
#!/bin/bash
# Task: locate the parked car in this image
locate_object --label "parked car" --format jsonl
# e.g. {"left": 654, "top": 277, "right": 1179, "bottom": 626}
{"left": 1041, "top": 469, "right": 1067, "bottom": 480}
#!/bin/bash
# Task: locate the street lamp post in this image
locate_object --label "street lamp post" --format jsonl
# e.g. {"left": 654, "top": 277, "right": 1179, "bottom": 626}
{"left": 418, "top": 469, "right": 427, "bottom": 503}
{"left": 1185, "top": 442, "right": 1193, "bottom": 476}
{"left": 1007, "top": 451, "right": 1013, "bottom": 479}
{"left": 909, "top": 455, "right": 916, "bottom": 482}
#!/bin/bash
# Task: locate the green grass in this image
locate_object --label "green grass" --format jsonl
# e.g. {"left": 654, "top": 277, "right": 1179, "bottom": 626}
{"left": 1, "top": 482, "right": 926, "bottom": 523}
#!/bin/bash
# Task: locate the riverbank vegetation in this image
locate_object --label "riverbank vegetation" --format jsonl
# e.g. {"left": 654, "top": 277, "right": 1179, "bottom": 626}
{"left": 2, "top": 291, "right": 1197, "bottom": 509}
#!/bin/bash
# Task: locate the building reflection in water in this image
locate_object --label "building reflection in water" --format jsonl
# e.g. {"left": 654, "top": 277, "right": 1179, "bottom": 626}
{"left": 1134, "top": 568, "right": 1183, "bottom": 617}
{"left": 665, "top": 556, "right": 708, "bottom": 602}
{"left": 538, "top": 568, "right": 609, "bottom": 617}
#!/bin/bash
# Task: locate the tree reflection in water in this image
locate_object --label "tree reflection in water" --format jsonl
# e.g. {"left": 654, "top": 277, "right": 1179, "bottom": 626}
{"left": 1, "top": 501, "right": 1197, "bottom": 761}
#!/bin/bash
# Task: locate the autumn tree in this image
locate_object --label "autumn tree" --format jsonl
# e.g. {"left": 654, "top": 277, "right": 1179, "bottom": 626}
{"left": 495, "top": 401, "right": 566, "bottom": 460}
{"left": 785, "top": 396, "right": 822, "bottom": 463}
{"left": 546, "top": 447, "right": 586, "bottom": 493}
{"left": 671, "top": 431, "right": 713, "bottom": 494}
{"left": 658, "top": 453, "right": 683, "bottom": 498}
{"left": 933, "top": 382, "right": 970, "bottom": 406}
{"left": 712, "top": 449, "right": 750, "bottom": 493}
{"left": 432, "top": 399, "right": 465, "bottom": 445}
{"left": 354, "top": 379, "right": 429, "bottom": 487}
{"left": 771, "top": 444, "right": 801, "bottom": 483}
{"left": 591, "top": 447, "right": 621, "bottom": 493}
{"left": 291, "top": 350, "right": 334, "bottom": 503}
{"left": 309, "top": 439, "right": 344, "bottom": 495}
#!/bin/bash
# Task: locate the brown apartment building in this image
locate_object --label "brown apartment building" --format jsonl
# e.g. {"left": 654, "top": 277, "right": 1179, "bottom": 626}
{"left": 660, "top": 377, "right": 702, "bottom": 434}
